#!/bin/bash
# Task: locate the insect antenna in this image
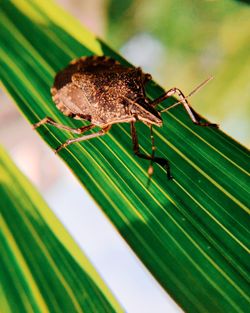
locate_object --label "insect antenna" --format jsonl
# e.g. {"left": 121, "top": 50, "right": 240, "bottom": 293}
{"left": 161, "top": 76, "right": 214, "bottom": 113}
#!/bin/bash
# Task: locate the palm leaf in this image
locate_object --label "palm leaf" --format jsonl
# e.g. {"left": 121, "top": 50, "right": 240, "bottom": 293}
{"left": 0, "top": 146, "right": 123, "bottom": 312}
{"left": 0, "top": 0, "right": 249, "bottom": 312}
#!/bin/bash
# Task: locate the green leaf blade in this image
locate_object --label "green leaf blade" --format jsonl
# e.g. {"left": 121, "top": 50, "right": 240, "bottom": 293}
{"left": 0, "top": 147, "right": 123, "bottom": 313}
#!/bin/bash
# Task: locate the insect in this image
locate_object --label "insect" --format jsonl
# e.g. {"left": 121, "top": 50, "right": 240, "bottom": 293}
{"left": 33, "top": 55, "right": 217, "bottom": 180}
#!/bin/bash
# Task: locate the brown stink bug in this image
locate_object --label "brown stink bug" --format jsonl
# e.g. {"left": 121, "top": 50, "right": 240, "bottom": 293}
{"left": 33, "top": 55, "right": 217, "bottom": 180}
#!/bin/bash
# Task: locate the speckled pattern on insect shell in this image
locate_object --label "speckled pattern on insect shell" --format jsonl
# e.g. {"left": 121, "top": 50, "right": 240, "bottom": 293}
{"left": 51, "top": 56, "right": 149, "bottom": 126}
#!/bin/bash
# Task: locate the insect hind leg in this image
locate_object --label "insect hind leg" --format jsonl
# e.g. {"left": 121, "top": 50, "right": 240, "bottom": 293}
{"left": 131, "top": 121, "right": 172, "bottom": 182}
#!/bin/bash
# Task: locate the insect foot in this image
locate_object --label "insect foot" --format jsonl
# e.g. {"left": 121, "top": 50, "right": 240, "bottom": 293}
{"left": 147, "top": 164, "right": 154, "bottom": 177}
{"left": 55, "top": 142, "right": 68, "bottom": 154}
{"left": 194, "top": 121, "right": 219, "bottom": 128}
{"left": 32, "top": 117, "right": 50, "bottom": 129}
{"left": 157, "top": 158, "right": 173, "bottom": 180}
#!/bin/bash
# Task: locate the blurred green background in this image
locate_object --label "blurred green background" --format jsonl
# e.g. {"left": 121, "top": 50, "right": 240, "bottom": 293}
{"left": 59, "top": 0, "right": 250, "bottom": 147}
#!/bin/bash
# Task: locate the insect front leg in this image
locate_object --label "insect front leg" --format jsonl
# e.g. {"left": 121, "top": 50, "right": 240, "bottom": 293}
{"left": 55, "top": 124, "right": 112, "bottom": 153}
{"left": 151, "top": 88, "right": 218, "bottom": 127}
{"left": 130, "top": 121, "right": 172, "bottom": 181}
{"left": 33, "top": 116, "right": 95, "bottom": 134}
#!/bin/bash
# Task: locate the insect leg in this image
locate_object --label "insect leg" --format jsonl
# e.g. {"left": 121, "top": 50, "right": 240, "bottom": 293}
{"left": 130, "top": 121, "right": 172, "bottom": 180}
{"left": 33, "top": 116, "right": 95, "bottom": 134}
{"left": 55, "top": 125, "right": 112, "bottom": 153}
{"left": 151, "top": 88, "right": 218, "bottom": 127}
{"left": 148, "top": 125, "right": 155, "bottom": 177}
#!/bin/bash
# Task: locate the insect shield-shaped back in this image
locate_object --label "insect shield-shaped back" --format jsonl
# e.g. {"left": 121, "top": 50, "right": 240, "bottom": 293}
{"left": 51, "top": 56, "right": 162, "bottom": 127}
